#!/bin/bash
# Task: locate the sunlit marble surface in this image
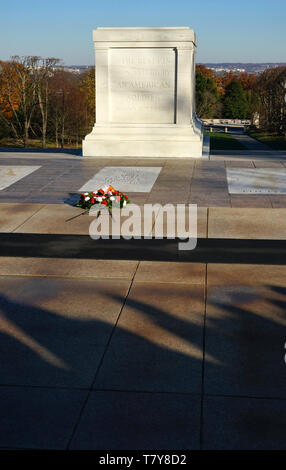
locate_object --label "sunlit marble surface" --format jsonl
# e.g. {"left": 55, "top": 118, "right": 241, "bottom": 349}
{"left": 227, "top": 168, "right": 286, "bottom": 194}
{"left": 79, "top": 167, "right": 162, "bottom": 193}
{"left": 0, "top": 166, "right": 41, "bottom": 191}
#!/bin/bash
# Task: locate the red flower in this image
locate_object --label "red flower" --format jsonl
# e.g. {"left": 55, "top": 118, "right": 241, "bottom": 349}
{"left": 77, "top": 187, "right": 130, "bottom": 211}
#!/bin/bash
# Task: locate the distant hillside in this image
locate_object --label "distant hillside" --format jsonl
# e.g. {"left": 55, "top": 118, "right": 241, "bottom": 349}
{"left": 61, "top": 63, "right": 286, "bottom": 75}
{"left": 200, "top": 63, "right": 286, "bottom": 74}
{"left": 56, "top": 65, "right": 94, "bottom": 74}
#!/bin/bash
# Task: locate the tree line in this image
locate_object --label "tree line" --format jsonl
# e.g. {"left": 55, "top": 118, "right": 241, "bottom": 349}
{"left": 0, "top": 56, "right": 285, "bottom": 148}
{"left": 0, "top": 56, "right": 95, "bottom": 148}
{"left": 195, "top": 64, "right": 286, "bottom": 135}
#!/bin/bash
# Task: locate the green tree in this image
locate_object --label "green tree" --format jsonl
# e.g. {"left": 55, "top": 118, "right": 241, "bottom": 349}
{"left": 223, "top": 80, "right": 250, "bottom": 119}
{"left": 195, "top": 71, "right": 219, "bottom": 118}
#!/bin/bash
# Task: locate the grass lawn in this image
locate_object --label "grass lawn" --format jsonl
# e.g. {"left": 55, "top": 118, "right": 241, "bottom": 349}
{"left": 247, "top": 130, "right": 286, "bottom": 151}
{"left": 205, "top": 132, "right": 246, "bottom": 150}
{"left": 0, "top": 138, "right": 81, "bottom": 149}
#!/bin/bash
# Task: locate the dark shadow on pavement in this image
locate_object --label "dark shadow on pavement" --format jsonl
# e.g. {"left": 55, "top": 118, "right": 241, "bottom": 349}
{"left": 0, "top": 272, "right": 285, "bottom": 449}
{"left": 0, "top": 234, "right": 286, "bottom": 264}
{"left": 0, "top": 147, "right": 82, "bottom": 156}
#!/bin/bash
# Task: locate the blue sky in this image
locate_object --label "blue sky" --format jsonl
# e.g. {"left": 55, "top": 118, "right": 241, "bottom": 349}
{"left": 1, "top": 0, "right": 285, "bottom": 64}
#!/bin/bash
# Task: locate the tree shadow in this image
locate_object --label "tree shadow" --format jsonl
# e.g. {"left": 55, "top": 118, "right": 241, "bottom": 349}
{"left": 0, "top": 284, "right": 206, "bottom": 390}
{"left": 0, "top": 276, "right": 285, "bottom": 449}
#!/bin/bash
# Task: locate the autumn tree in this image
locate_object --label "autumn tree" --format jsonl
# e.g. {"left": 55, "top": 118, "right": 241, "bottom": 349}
{"left": 0, "top": 56, "right": 62, "bottom": 147}
{"left": 255, "top": 66, "right": 286, "bottom": 135}
{"left": 48, "top": 69, "right": 91, "bottom": 147}
{"left": 36, "top": 57, "right": 60, "bottom": 147}
{"left": 4, "top": 56, "right": 40, "bottom": 147}
{"left": 237, "top": 72, "right": 257, "bottom": 91}
{"left": 221, "top": 71, "right": 237, "bottom": 90}
{"left": 80, "top": 67, "right": 95, "bottom": 132}
{"left": 0, "top": 60, "right": 21, "bottom": 140}
{"left": 64, "top": 81, "right": 88, "bottom": 147}
{"left": 196, "top": 64, "right": 213, "bottom": 79}
{"left": 48, "top": 70, "right": 73, "bottom": 148}
{"left": 0, "top": 57, "right": 39, "bottom": 146}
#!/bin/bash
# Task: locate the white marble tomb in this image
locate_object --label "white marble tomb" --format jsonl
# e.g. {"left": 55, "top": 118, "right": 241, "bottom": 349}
{"left": 82, "top": 27, "right": 203, "bottom": 158}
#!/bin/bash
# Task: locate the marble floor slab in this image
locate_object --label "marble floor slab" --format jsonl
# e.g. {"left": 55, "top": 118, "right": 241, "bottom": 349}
{"left": 70, "top": 391, "right": 201, "bottom": 450}
{"left": 0, "top": 166, "right": 41, "bottom": 190}
{"left": 0, "top": 386, "right": 87, "bottom": 449}
{"left": 202, "top": 396, "right": 286, "bottom": 450}
{"left": 79, "top": 166, "right": 162, "bottom": 193}
{"left": 227, "top": 168, "right": 286, "bottom": 194}
{"left": 208, "top": 207, "right": 286, "bottom": 239}
{"left": 0, "top": 276, "right": 130, "bottom": 388}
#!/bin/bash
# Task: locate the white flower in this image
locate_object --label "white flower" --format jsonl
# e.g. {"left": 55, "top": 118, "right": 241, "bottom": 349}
{"left": 123, "top": 200, "right": 127, "bottom": 207}
{"left": 84, "top": 192, "right": 89, "bottom": 195}
{"left": 97, "top": 197, "right": 102, "bottom": 202}
{"left": 85, "top": 196, "right": 90, "bottom": 201}
{"left": 102, "top": 184, "right": 109, "bottom": 193}
{"left": 110, "top": 196, "right": 115, "bottom": 201}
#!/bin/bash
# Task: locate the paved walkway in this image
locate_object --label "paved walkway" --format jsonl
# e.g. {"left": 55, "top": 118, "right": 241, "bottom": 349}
{"left": 1, "top": 151, "right": 286, "bottom": 208}
{"left": 0, "top": 148, "right": 286, "bottom": 450}
{"left": 2, "top": 203, "right": 286, "bottom": 238}
{"left": 0, "top": 258, "right": 285, "bottom": 449}
{"left": 232, "top": 133, "right": 271, "bottom": 151}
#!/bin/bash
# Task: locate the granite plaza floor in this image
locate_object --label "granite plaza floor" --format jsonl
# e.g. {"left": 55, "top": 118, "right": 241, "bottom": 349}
{"left": 0, "top": 146, "right": 286, "bottom": 450}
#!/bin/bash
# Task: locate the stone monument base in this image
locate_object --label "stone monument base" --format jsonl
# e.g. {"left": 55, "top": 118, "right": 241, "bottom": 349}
{"left": 83, "top": 27, "right": 204, "bottom": 158}
{"left": 83, "top": 122, "right": 204, "bottom": 158}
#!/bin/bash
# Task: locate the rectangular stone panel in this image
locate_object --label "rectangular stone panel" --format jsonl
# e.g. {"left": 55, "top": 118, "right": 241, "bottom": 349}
{"left": 79, "top": 166, "right": 162, "bottom": 192}
{"left": 227, "top": 168, "right": 286, "bottom": 194}
{"left": 0, "top": 166, "right": 41, "bottom": 190}
{"left": 109, "top": 48, "right": 175, "bottom": 124}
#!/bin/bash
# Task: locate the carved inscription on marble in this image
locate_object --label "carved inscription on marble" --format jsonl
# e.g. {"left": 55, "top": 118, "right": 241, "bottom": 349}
{"left": 109, "top": 48, "right": 175, "bottom": 123}
{"left": 79, "top": 166, "right": 162, "bottom": 192}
